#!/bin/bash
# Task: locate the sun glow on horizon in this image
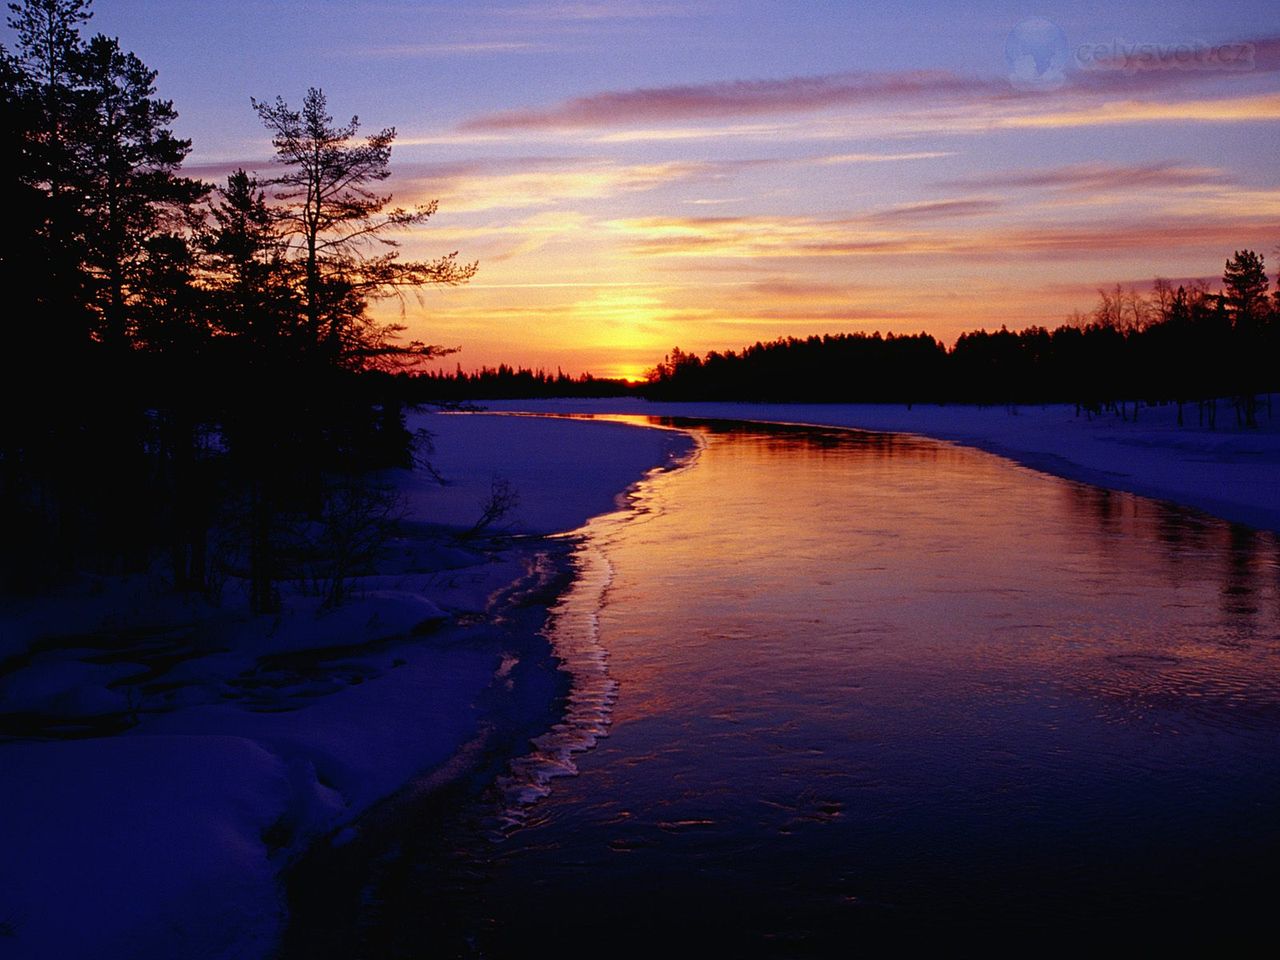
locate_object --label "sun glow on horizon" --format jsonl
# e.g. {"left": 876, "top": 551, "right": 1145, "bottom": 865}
{"left": 271, "top": 2, "right": 1280, "bottom": 377}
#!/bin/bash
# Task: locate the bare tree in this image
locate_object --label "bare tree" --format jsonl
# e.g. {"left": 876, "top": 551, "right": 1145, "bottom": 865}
{"left": 251, "top": 87, "right": 476, "bottom": 368}
{"left": 458, "top": 477, "right": 520, "bottom": 542}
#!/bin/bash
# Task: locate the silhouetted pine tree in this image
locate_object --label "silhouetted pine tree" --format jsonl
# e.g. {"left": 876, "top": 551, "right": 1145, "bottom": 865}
{"left": 1222, "top": 251, "right": 1271, "bottom": 426}
{"left": 3, "top": 0, "right": 208, "bottom": 582}
{"left": 178, "top": 88, "right": 480, "bottom": 611}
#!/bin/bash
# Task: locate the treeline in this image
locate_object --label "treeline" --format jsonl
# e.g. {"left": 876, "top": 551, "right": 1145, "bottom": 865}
{"left": 645, "top": 253, "right": 1280, "bottom": 423}
{"left": 400, "top": 365, "right": 635, "bottom": 401}
{"left": 0, "top": 0, "right": 473, "bottom": 605}
{"left": 645, "top": 334, "right": 947, "bottom": 403}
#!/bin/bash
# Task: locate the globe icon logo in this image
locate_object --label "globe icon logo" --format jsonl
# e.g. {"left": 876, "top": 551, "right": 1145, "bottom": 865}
{"left": 1005, "top": 17, "right": 1070, "bottom": 90}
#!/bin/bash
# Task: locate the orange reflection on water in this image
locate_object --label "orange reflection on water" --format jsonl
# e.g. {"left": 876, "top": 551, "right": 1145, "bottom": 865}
{"left": 565, "top": 415, "right": 1280, "bottom": 738}
{"left": 464, "top": 414, "right": 1280, "bottom": 949}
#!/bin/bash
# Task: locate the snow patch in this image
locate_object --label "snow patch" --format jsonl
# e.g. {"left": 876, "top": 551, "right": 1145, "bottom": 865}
{"left": 0, "top": 411, "right": 693, "bottom": 959}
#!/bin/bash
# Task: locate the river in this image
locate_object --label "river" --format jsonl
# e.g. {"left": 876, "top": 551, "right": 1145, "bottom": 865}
{"left": 288, "top": 415, "right": 1280, "bottom": 956}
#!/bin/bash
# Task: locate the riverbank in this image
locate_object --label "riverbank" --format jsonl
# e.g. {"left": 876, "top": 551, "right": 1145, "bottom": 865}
{"left": 476, "top": 397, "right": 1280, "bottom": 534}
{"left": 0, "top": 412, "right": 693, "bottom": 960}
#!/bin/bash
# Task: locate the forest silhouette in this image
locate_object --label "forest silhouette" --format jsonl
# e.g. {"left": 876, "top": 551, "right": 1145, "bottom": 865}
{"left": 406, "top": 255, "right": 1278, "bottom": 425}
{"left": 642, "top": 260, "right": 1278, "bottom": 422}
{"left": 0, "top": 0, "right": 473, "bottom": 602}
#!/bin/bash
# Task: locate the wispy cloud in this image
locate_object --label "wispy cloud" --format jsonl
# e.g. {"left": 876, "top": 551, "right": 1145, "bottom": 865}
{"left": 590, "top": 122, "right": 792, "bottom": 144}
{"left": 460, "top": 70, "right": 1004, "bottom": 131}
{"left": 456, "top": 36, "right": 1280, "bottom": 137}
{"left": 813, "top": 150, "right": 955, "bottom": 165}
{"left": 586, "top": 121, "right": 954, "bottom": 145}
{"left": 605, "top": 214, "right": 955, "bottom": 259}
{"left": 463, "top": 280, "right": 677, "bottom": 289}
{"left": 684, "top": 197, "right": 747, "bottom": 206}
{"left": 718, "top": 277, "right": 937, "bottom": 325}
{"left": 399, "top": 208, "right": 602, "bottom": 264}
{"left": 608, "top": 210, "right": 1275, "bottom": 262}
{"left": 1069, "top": 33, "right": 1280, "bottom": 94}
{"left": 862, "top": 198, "right": 1001, "bottom": 223}
{"left": 992, "top": 92, "right": 1280, "bottom": 129}
{"left": 1161, "top": 186, "right": 1280, "bottom": 219}
{"left": 394, "top": 150, "right": 944, "bottom": 215}
{"left": 989, "top": 217, "right": 1275, "bottom": 257}
{"left": 579, "top": 90, "right": 1279, "bottom": 144}
{"left": 354, "top": 40, "right": 549, "bottom": 57}
{"left": 494, "top": 1, "right": 710, "bottom": 21}
{"left": 396, "top": 156, "right": 733, "bottom": 212}
{"left": 181, "top": 159, "right": 277, "bottom": 183}
{"left": 943, "top": 162, "right": 1229, "bottom": 193}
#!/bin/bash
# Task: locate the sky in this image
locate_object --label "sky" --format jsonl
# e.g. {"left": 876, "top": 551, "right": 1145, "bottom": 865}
{"left": 24, "top": 0, "right": 1280, "bottom": 379}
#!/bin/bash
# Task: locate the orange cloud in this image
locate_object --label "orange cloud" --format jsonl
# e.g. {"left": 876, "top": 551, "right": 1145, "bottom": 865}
{"left": 396, "top": 157, "right": 730, "bottom": 213}
{"left": 608, "top": 210, "right": 1276, "bottom": 262}
{"left": 994, "top": 92, "right": 1280, "bottom": 129}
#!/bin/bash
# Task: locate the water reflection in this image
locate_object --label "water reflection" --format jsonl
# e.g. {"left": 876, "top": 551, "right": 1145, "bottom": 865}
{"left": 1222, "top": 524, "right": 1262, "bottom": 621}
{"left": 1063, "top": 469, "right": 1279, "bottom": 634}
{"left": 349, "top": 416, "right": 1280, "bottom": 954}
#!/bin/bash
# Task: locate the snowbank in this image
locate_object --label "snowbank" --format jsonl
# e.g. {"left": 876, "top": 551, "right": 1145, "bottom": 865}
{"left": 0, "top": 412, "right": 692, "bottom": 960}
{"left": 403, "top": 409, "right": 695, "bottom": 534}
{"left": 475, "top": 397, "right": 1280, "bottom": 534}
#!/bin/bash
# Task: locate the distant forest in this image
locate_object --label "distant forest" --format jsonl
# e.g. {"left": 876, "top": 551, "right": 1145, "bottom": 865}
{"left": 401, "top": 365, "right": 634, "bottom": 401}
{"left": 642, "top": 259, "right": 1279, "bottom": 424}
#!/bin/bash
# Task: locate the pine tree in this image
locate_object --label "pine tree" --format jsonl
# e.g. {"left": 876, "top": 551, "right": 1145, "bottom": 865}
{"left": 1222, "top": 250, "right": 1269, "bottom": 329}
{"left": 251, "top": 87, "right": 475, "bottom": 369}
{"left": 5, "top": 0, "right": 94, "bottom": 344}
{"left": 1221, "top": 251, "right": 1270, "bottom": 427}
{"left": 73, "top": 33, "right": 208, "bottom": 348}
{"left": 198, "top": 170, "right": 300, "bottom": 612}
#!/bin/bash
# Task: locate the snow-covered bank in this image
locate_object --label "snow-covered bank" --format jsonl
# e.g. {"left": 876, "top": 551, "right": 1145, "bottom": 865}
{"left": 0, "top": 413, "right": 692, "bottom": 960}
{"left": 404, "top": 410, "right": 697, "bottom": 534}
{"left": 476, "top": 398, "right": 1280, "bottom": 534}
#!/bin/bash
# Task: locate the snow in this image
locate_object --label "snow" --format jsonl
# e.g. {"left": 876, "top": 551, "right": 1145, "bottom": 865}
{"left": 474, "top": 397, "right": 1280, "bottom": 534}
{"left": 3, "top": 736, "right": 291, "bottom": 960}
{"left": 404, "top": 409, "right": 695, "bottom": 534}
{"left": 5, "top": 395, "right": 1266, "bottom": 958}
{"left": 0, "top": 411, "right": 692, "bottom": 960}
{"left": 0, "top": 659, "right": 135, "bottom": 718}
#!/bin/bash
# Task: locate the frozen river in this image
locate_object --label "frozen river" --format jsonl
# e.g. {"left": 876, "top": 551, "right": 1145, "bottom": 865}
{"left": 290, "top": 415, "right": 1280, "bottom": 955}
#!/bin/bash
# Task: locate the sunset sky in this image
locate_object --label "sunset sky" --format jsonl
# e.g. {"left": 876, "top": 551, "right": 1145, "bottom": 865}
{"left": 69, "top": 1, "right": 1280, "bottom": 379}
